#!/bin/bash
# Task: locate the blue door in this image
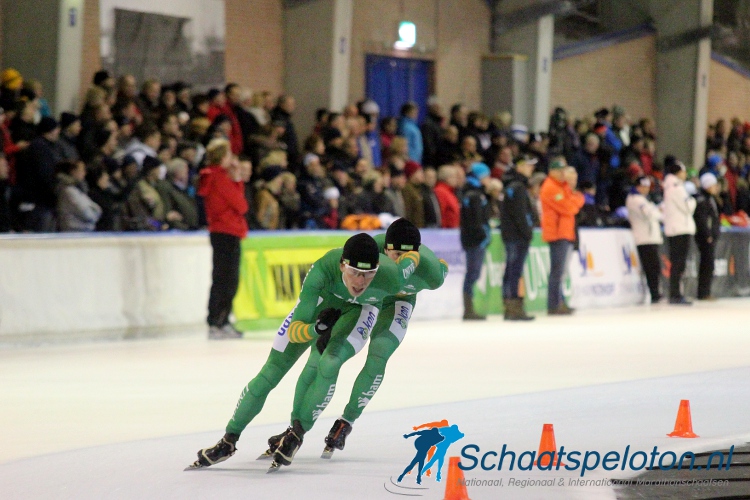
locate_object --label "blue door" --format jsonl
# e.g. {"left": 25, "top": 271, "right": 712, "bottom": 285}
{"left": 365, "top": 55, "right": 433, "bottom": 123}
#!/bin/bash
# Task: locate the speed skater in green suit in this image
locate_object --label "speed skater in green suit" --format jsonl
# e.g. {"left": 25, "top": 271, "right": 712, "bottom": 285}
{"left": 185, "top": 232, "right": 421, "bottom": 470}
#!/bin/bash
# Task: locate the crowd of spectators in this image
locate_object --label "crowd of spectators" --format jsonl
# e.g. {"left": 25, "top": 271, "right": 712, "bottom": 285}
{"left": 1, "top": 66, "right": 749, "bottom": 241}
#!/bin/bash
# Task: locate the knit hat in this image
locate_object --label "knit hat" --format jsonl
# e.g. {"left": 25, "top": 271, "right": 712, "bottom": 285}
{"left": 93, "top": 70, "right": 112, "bottom": 87}
{"left": 594, "top": 107, "right": 609, "bottom": 120}
{"left": 515, "top": 156, "right": 538, "bottom": 168}
{"left": 549, "top": 158, "right": 567, "bottom": 170}
{"left": 95, "top": 128, "right": 114, "bottom": 148}
{"left": 635, "top": 175, "right": 651, "bottom": 188}
{"left": 700, "top": 172, "right": 718, "bottom": 190}
{"left": 385, "top": 218, "right": 421, "bottom": 251}
{"left": 60, "top": 112, "right": 79, "bottom": 130}
{"left": 142, "top": 155, "right": 162, "bottom": 174}
{"left": 389, "top": 165, "right": 405, "bottom": 177}
{"left": 341, "top": 233, "right": 380, "bottom": 271}
{"left": 706, "top": 154, "right": 723, "bottom": 169}
{"left": 404, "top": 161, "right": 422, "bottom": 180}
{"left": 207, "top": 88, "right": 221, "bottom": 101}
{"left": 323, "top": 186, "right": 340, "bottom": 200}
{"left": 260, "top": 165, "right": 284, "bottom": 182}
{"left": 470, "top": 162, "right": 490, "bottom": 179}
{"left": 1, "top": 68, "right": 22, "bottom": 90}
{"left": 37, "top": 116, "right": 59, "bottom": 134}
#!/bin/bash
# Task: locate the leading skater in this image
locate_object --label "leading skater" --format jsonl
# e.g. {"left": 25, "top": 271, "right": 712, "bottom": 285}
{"left": 186, "top": 232, "right": 420, "bottom": 470}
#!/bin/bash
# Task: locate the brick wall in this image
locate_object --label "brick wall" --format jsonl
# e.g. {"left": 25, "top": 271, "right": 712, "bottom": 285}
{"left": 80, "top": 0, "right": 101, "bottom": 106}
{"left": 349, "top": 0, "right": 489, "bottom": 112}
{"left": 551, "top": 35, "right": 657, "bottom": 122}
{"left": 225, "top": 0, "right": 284, "bottom": 94}
{"left": 708, "top": 58, "right": 750, "bottom": 125}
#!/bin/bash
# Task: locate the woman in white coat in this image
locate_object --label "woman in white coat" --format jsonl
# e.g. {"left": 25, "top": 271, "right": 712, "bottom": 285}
{"left": 626, "top": 176, "right": 663, "bottom": 303}
{"left": 662, "top": 157, "right": 696, "bottom": 305}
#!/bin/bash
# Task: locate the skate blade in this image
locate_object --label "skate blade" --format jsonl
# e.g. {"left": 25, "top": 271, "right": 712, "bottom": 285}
{"left": 257, "top": 449, "right": 274, "bottom": 460}
{"left": 267, "top": 460, "right": 282, "bottom": 473}
{"left": 184, "top": 461, "right": 206, "bottom": 471}
{"left": 321, "top": 446, "right": 335, "bottom": 459}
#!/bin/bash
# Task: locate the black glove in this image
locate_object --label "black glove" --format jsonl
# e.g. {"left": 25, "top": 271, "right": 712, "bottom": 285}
{"left": 315, "top": 308, "right": 342, "bottom": 354}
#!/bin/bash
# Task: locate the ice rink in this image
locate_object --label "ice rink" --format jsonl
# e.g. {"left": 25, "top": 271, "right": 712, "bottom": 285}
{"left": 2, "top": 299, "right": 750, "bottom": 499}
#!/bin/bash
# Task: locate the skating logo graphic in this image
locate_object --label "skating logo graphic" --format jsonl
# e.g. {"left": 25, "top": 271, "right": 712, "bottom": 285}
{"left": 394, "top": 304, "right": 410, "bottom": 329}
{"left": 577, "top": 246, "right": 603, "bottom": 277}
{"left": 357, "top": 311, "right": 377, "bottom": 340}
{"left": 385, "top": 419, "right": 465, "bottom": 496}
{"left": 621, "top": 245, "right": 638, "bottom": 274}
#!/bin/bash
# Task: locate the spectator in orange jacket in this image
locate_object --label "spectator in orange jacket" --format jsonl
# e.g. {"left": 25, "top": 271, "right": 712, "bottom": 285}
{"left": 540, "top": 157, "right": 584, "bottom": 315}
{"left": 198, "top": 138, "right": 248, "bottom": 339}
{"left": 434, "top": 165, "right": 461, "bottom": 228}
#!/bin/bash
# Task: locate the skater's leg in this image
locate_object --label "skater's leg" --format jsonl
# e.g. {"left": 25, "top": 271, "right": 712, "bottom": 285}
{"left": 225, "top": 309, "right": 312, "bottom": 436}
{"left": 342, "top": 300, "right": 413, "bottom": 423}
{"left": 290, "top": 347, "right": 321, "bottom": 423}
{"left": 295, "top": 305, "right": 378, "bottom": 431}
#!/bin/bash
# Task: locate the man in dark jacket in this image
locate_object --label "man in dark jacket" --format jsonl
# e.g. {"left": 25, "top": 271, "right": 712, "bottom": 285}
{"left": 694, "top": 173, "right": 721, "bottom": 300}
{"left": 297, "top": 153, "right": 328, "bottom": 228}
{"left": 460, "top": 162, "right": 492, "bottom": 321}
{"left": 271, "top": 95, "right": 299, "bottom": 167}
{"left": 16, "top": 117, "right": 64, "bottom": 231}
{"left": 420, "top": 101, "right": 443, "bottom": 168}
{"left": 501, "top": 157, "right": 537, "bottom": 321}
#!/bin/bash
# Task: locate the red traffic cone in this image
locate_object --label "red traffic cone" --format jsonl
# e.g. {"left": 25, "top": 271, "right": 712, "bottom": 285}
{"left": 667, "top": 400, "right": 699, "bottom": 438}
{"left": 534, "top": 423, "right": 564, "bottom": 467}
{"left": 442, "top": 456, "right": 471, "bottom": 500}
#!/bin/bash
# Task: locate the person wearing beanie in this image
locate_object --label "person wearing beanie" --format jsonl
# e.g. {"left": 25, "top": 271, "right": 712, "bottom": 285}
{"left": 125, "top": 155, "right": 171, "bottom": 231}
{"left": 540, "top": 156, "right": 585, "bottom": 315}
{"left": 501, "top": 156, "right": 537, "bottom": 320}
{"left": 662, "top": 157, "right": 696, "bottom": 305}
{"left": 626, "top": 176, "right": 663, "bottom": 303}
{"left": 14, "top": 115, "right": 63, "bottom": 231}
{"left": 253, "top": 166, "right": 284, "bottom": 230}
{"left": 460, "top": 162, "right": 493, "bottom": 320}
{"left": 55, "top": 160, "right": 102, "bottom": 232}
{"left": 402, "top": 161, "right": 426, "bottom": 227}
{"left": 693, "top": 172, "right": 721, "bottom": 300}
{"left": 58, "top": 112, "right": 81, "bottom": 161}
{"left": 321, "top": 218, "right": 448, "bottom": 457}
{"left": 188, "top": 232, "right": 422, "bottom": 471}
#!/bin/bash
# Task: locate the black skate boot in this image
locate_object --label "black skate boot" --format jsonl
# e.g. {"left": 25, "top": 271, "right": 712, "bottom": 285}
{"left": 257, "top": 429, "right": 286, "bottom": 460}
{"left": 321, "top": 419, "right": 352, "bottom": 459}
{"left": 268, "top": 421, "right": 305, "bottom": 472}
{"left": 185, "top": 433, "right": 238, "bottom": 470}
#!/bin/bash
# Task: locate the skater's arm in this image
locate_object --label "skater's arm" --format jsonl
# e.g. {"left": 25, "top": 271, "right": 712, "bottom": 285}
{"left": 288, "top": 262, "right": 327, "bottom": 343}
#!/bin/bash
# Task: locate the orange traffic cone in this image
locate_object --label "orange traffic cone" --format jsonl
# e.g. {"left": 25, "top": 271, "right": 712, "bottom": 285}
{"left": 667, "top": 400, "right": 699, "bottom": 438}
{"left": 534, "top": 423, "right": 564, "bottom": 468}
{"left": 442, "top": 456, "right": 471, "bottom": 500}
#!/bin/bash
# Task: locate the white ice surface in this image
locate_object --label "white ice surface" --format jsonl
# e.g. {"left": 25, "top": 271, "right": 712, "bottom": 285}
{"left": 1, "top": 300, "right": 750, "bottom": 499}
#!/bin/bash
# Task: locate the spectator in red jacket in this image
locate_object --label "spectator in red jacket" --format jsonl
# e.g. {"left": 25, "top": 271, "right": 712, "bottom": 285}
{"left": 434, "top": 164, "right": 461, "bottom": 228}
{"left": 198, "top": 138, "right": 248, "bottom": 339}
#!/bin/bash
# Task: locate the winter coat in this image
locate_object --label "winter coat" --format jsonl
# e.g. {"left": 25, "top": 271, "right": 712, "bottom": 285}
{"left": 398, "top": 116, "right": 423, "bottom": 165}
{"left": 198, "top": 165, "right": 248, "bottom": 238}
{"left": 626, "top": 191, "right": 663, "bottom": 245}
{"left": 460, "top": 181, "right": 491, "bottom": 250}
{"left": 539, "top": 177, "right": 584, "bottom": 242}
{"left": 254, "top": 188, "right": 280, "bottom": 230}
{"left": 501, "top": 169, "right": 535, "bottom": 243}
{"left": 693, "top": 189, "right": 720, "bottom": 246}
{"left": 402, "top": 181, "right": 425, "bottom": 228}
{"left": 297, "top": 173, "right": 328, "bottom": 229}
{"left": 55, "top": 173, "right": 102, "bottom": 232}
{"left": 16, "top": 137, "right": 65, "bottom": 209}
{"left": 126, "top": 178, "right": 166, "bottom": 231}
{"left": 157, "top": 181, "right": 200, "bottom": 230}
{"left": 433, "top": 181, "right": 459, "bottom": 228}
{"left": 662, "top": 174, "right": 696, "bottom": 237}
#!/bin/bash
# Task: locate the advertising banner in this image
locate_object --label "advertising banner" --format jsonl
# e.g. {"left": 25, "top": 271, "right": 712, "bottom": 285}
{"left": 234, "top": 228, "right": 750, "bottom": 330}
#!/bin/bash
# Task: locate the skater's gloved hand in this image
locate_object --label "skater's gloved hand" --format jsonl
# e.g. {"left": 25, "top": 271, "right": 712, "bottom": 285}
{"left": 315, "top": 308, "right": 342, "bottom": 354}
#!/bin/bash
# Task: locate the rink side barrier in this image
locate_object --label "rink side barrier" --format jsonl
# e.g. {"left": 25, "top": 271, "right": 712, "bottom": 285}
{"left": 0, "top": 232, "right": 212, "bottom": 341}
{"left": 1, "top": 228, "right": 748, "bottom": 339}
